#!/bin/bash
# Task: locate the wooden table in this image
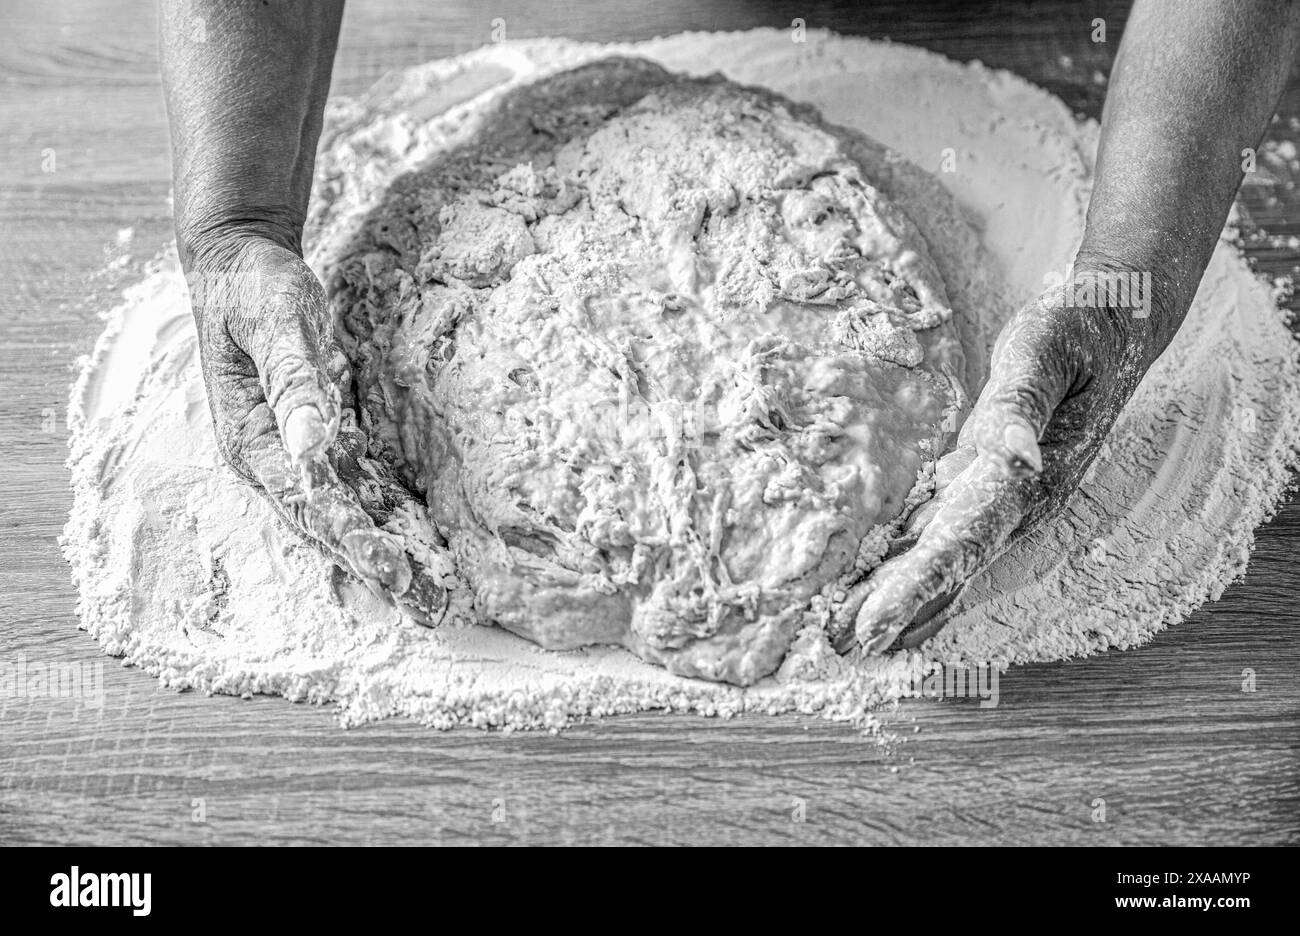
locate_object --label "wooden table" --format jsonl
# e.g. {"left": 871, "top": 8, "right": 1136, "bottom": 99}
{"left": 2, "top": 0, "right": 1297, "bottom": 846}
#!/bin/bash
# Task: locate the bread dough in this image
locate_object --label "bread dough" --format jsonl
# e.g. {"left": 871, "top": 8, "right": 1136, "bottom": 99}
{"left": 328, "top": 59, "right": 968, "bottom": 684}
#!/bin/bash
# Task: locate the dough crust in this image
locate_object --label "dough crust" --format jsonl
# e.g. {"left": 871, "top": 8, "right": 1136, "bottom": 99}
{"left": 329, "top": 58, "right": 965, "bottom": 684}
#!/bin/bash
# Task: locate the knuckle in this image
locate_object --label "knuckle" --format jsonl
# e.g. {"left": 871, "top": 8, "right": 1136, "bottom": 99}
{"left": 214, "top": 405, "right": 276, "bottom": 483}
{"left": 259, "top": 342, "right": 316, "bottom": 399}
{"left": 1000, "top": 381, "right": 1053, "bottom": 420}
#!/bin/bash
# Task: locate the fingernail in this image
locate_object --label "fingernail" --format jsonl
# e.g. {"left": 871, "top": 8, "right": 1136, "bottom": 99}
{"left": 1002, "top": 422, "right": 1043, "bottom": 474}
{"left": 341, "top": 530, "right": 412, "bottom": 594}
{"left": 862, "top": 626, "right": 898, "bottom": 655}
{"left": 857, "top": 587, "right": 920, "bottom": 655}
{"left": 283, "top": 406, "right": 329, "bottom": 464}
{"left": 856, "top": 599, "right": 904, "bottom": 655}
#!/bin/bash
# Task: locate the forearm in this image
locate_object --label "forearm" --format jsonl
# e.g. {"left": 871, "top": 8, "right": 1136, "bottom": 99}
{"left": 1075, "top": 0, "right": 1300, "bottom": 354}
{"left": 159, "top": 0, "right": 344, "bottom": 267}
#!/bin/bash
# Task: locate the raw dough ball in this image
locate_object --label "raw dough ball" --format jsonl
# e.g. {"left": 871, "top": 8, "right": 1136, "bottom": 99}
{"left": 329, "top": 58, "right": 967, "bottom": 685}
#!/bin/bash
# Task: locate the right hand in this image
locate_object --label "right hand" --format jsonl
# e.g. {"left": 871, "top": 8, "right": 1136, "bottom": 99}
{"left": 833, "top": 272, "right": 1162, "bottom": 654}
{"left": 185, "top": 230, "right": 447, "bottom": 622}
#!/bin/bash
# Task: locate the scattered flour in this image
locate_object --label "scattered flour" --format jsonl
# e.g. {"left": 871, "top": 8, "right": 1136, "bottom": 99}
{"left": 63, "top": 30, "right": 1300, "bottom": 730}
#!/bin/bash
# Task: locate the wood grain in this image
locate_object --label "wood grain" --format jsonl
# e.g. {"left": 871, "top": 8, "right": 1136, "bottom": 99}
{"left": 1, "top": 0, "right": 1297, "bottom": 846}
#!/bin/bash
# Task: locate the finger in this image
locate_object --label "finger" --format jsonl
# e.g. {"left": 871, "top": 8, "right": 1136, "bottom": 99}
{"left": 829, "top": 437, "right": 978, "bottom": 649}
{"left": 855, "top": 456, "right": 1035, "bottom": 653}
{"left": 224, "top": 253, "right": 340, "bottom": 465}
{"left": 901, "top": 441, "right": 978, "bottom": 540}
{"left": 362, "top": 476, "right": 452, "bottom": 628}
{"left": 841, "top": 585, "right": 965, "bottom": 656}
{"left": 964, "top": 303, "right": 1074, "bottom": 479}
{"left": 934, "top": 442, "right": 978, "bottom": 489}
{"left": 314, "top": 409, "right": 451, "bottom": 627}
{"left": 241, "top": 412, "right": 413, "bottom": 593}
{"left": 261, "top": 413, "right": 451, "bottom": 624}
{"left": 831, "top": 578, "right": 875, "bottom": 652}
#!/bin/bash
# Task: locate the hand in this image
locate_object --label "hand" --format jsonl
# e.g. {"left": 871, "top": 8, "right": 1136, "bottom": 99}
{"left": 833, "top": 269, "right": 1164, "bottom": 653}
{"left": 186, "top": 230, "right": 447, "bottom": 623}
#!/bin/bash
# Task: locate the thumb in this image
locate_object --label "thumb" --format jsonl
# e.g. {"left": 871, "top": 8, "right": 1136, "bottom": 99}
{"left": 962, "top": 303, "right": 1074, "bottom": 478}
{"left": 229, "top": 249, "right": 341, "bottom": 464}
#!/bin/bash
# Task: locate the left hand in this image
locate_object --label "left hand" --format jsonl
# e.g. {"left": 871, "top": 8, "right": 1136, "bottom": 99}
{"left": 834, "top": 271, "right": 1164, "bottom": 654}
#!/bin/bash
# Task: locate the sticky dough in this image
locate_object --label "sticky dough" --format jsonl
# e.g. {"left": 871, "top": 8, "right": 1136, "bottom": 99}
{"left": 328, "top": 59, "right": 976, "bottom": 684}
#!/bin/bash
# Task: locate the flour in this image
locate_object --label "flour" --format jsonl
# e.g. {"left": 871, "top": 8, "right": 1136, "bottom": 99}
{"left": 62, "top": 30, "right": 1300, "bottom": 730}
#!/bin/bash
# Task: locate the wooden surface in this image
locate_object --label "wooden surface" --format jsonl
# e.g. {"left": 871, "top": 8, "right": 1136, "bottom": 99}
{"left": 1, "top": 0, "right": 1298, "bottom": 846}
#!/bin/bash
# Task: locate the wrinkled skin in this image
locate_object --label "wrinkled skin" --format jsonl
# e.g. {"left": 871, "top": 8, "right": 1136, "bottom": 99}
{"left": 187, "top": 234, "right": 447, "bottom": 623}
{"left": 832, "top": 280, "right": 1161, "bottom": 652}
